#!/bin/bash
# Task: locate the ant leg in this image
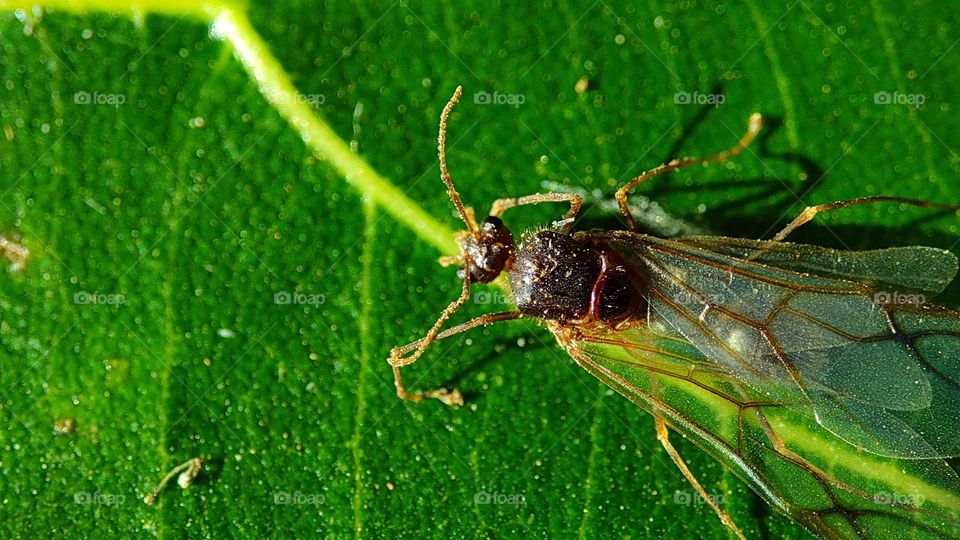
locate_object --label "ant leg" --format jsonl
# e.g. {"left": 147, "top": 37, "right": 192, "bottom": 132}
{"left": 388, "top": 269, "right": 472, "bottom": 406}
{"left": 562, "top": 343, "right": 745, "bottom": 537}
{"left": 770, "top": 196, "right": 960, "bottom": 242}
{"left": 392, "top": 365, "right": 464, "bottom": 406}
{"left": 389, "top": 255, "right": 473, "bottom": 370}
{"left": 144, "top": 457, "right": 202, "bottom": 505}
{"left": 617, "top": 114, "right": 763, "bottom": 231}
{"left": 390, "top": 311, "right": 524, "bottom": 360}
{"left": 389, "top": 311, "right": 524, "bottom": 406}
{"left": 438, "top": 254, "right": 462, "bottom": 267}
{"left": 488, "top": 193, "right": 583, "bottom": 233}
{"left": 654, "top": 415, "right": 748, "bottom": 540}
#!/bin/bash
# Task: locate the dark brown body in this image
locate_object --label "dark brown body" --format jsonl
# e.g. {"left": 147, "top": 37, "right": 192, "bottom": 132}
{"left": 508, "top": 230, "right": 646, "bottom": 325}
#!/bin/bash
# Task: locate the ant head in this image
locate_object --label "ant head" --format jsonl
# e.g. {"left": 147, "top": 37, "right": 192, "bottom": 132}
{"left": 437, "top": 85, "right": 516, "bottom": 284}
{"left": 456, "top": 216, "right": 515, "bottom": 283}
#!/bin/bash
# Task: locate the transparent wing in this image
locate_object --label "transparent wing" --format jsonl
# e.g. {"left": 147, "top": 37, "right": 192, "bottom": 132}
{"left": 676, "top": 235, "right": 958, "bottom": 295}
{"left": 593, "top": 231, "right": 960, "bottom": 459}
{"left": 562, "top": 323, "right": 960, "bottom": 538}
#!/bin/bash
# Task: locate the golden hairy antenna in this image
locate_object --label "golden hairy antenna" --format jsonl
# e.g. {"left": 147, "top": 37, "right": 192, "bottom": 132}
{"left": 438, "top": 85, "right": 480, "bottom": 239}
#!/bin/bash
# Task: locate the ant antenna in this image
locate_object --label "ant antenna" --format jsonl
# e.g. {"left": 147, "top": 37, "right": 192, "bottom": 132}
{"left": 438, "top": 86, "right": 480, "bottom": 239}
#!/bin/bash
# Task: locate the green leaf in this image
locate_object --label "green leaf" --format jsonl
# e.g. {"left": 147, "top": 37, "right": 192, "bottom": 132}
{"left": 1, "top": 1, "right": 958, "bottom": 537}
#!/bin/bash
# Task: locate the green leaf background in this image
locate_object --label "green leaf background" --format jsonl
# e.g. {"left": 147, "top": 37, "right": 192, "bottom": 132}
{"left": 1, "top": 0, "right": 958, "bottom": 537}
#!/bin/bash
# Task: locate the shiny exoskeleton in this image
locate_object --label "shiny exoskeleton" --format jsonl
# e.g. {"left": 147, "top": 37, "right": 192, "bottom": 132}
{"left": 458, "top": 216, "right": 645, "bottom": 326}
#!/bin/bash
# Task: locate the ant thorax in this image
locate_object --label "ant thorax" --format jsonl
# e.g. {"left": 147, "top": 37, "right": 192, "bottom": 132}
{"left": 509, "top": 228, "right": 644, "bottom": 325}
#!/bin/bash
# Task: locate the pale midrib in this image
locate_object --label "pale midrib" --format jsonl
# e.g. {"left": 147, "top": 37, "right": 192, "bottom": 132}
{"left": 0, "top": 0, "right": 459, "bottom": 256}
